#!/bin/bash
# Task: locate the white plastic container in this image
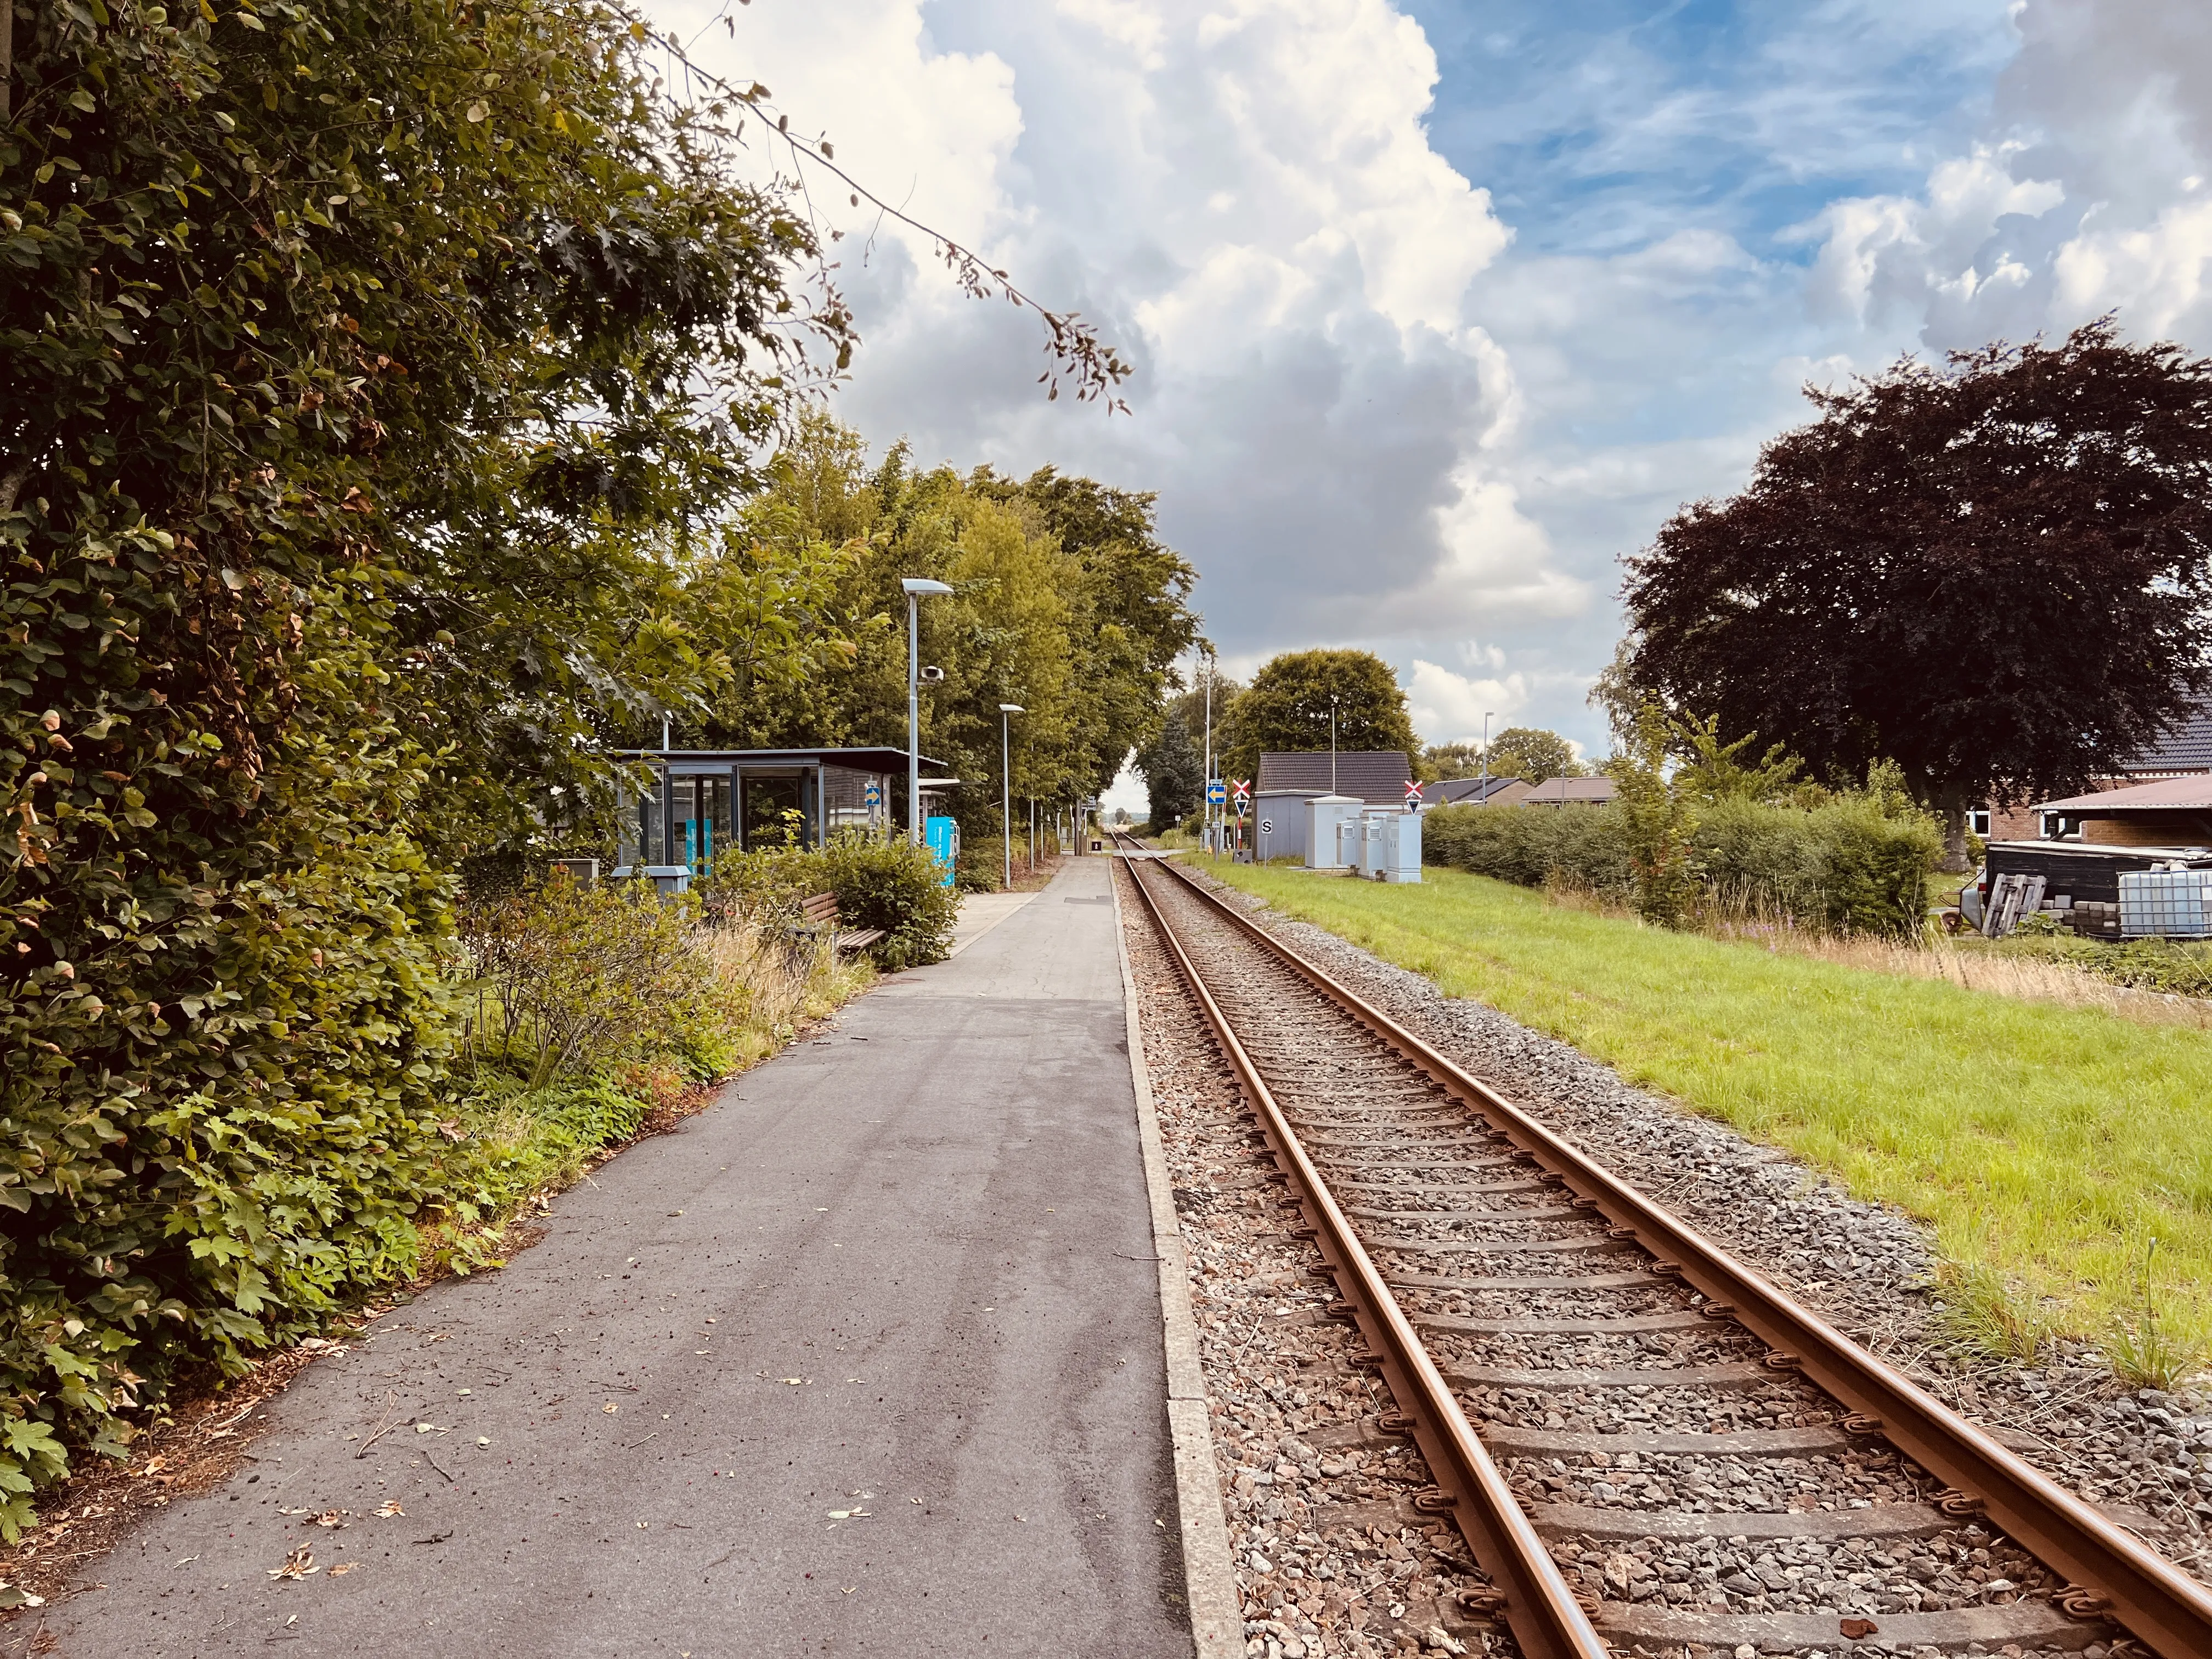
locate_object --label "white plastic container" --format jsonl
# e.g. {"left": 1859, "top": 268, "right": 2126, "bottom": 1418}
{"left": 2119, "top": 869, "right": 2212, "bottom": 938}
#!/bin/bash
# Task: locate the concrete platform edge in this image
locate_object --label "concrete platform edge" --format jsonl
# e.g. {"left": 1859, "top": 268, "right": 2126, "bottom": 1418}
{"left": 1112, "top": 859, "right": 1245, "bottom": 1659}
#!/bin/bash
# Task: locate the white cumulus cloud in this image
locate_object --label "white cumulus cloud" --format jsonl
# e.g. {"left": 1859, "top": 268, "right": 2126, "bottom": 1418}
{"left": 1805, "top": 0, "right": 2212, "bottom": 348}
{"left": 653, "top": 0, "right": 1577, "bottom": 661}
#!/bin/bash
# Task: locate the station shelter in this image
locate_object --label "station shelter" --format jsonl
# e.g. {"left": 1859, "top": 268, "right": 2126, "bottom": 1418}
{"left": 613, "top": 747, "right": 955, "bottom": 878}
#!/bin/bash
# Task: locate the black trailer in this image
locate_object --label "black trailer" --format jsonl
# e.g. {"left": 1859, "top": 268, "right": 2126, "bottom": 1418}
{"left": 1961, "top": 839, "right": 2212, "bottom": 938}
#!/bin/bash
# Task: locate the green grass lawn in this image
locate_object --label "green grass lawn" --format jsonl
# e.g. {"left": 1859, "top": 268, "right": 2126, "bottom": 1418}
{"left": 1199, "top": 860, "right": 2212, "bottom": 1367}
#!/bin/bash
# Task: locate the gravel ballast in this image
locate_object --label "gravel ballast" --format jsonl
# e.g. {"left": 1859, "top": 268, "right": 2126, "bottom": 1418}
{"left": 1183, "top": 866, "right": 2211, "bottom": 1602}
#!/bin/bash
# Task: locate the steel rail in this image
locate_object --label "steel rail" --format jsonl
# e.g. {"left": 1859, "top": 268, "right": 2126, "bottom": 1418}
{"left": 1119, "top": 849, "right": 1610, "bottom": 1659}
{"left": 1140, "top": 848, "right": 2212, "bottom": 1659}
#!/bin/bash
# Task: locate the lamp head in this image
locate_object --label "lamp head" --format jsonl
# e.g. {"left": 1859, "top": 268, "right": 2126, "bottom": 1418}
{"left": 901, "top": 578, "right": 953, "bottom": 596}
{"left": 919, "top": 665, "right": 945, "bottom": 683}
{"left": 999, "top": 703, "right": 1025, "bottom": 714}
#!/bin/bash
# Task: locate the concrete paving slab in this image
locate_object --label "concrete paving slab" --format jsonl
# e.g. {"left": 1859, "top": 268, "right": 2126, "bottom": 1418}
{"left": 946, "top": 888, "right": 1039, "bottom": 956}
{"left": 34, "top": 859, "right": 1191, "bottom": 1659}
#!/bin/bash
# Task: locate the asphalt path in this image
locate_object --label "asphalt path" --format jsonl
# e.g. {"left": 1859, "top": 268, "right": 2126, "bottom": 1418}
{"left": 39, "top": 857, "right": 1192, "bottom": 1658}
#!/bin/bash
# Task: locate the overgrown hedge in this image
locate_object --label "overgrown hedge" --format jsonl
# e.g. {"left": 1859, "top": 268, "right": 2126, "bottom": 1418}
{"left": 1424, "top": 798, "right": 1941, "bottom": 937}
{"left": 699, "top": 834, "right": 960, "bottom": 971}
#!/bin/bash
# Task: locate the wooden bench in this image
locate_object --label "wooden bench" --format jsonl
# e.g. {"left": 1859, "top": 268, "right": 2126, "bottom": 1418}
{"left": 802, "top": 892, "right": 887, "bottom": 957}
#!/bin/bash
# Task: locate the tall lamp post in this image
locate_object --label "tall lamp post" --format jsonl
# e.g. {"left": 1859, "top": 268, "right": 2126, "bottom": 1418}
{"left": 998, "top": 703, "right": 1025, "bottom": 890}
{"left": 1479, "top": 710, "right": 1494, "bottom": 803}
{"left": 1328, "top": 693, "right": 1341, "bottom": 796}
{"left": 902, "top": 578, "right": 953, "bottom": 846}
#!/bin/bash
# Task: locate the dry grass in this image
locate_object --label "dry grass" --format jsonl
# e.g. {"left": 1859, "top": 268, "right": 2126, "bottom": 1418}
{"left": 1544, "top": 878, "right": 2212, "bottom": 1030}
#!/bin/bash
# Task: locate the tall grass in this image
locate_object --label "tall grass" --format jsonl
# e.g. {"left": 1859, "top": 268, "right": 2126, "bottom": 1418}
{"left": 1204, "top": 860, "right": 2212, "bottom": 1374}
{"left": 433, "top": 881, "right": 867, "bottom": 1269}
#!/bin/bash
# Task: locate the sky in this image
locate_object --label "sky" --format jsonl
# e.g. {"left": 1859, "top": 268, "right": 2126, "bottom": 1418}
{"left": 650, "top": 0, "right": 2212, "bottom": 810}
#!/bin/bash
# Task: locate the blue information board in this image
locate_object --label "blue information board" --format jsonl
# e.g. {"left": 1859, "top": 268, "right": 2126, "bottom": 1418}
{"left": 924, "top": 815, "right": 959, "bottom": 887}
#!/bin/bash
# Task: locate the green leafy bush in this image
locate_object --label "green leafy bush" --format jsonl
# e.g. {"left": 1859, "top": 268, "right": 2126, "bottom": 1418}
{"left": 698, "top": 835, "right": 958, "bottom": 970}
{"left": 1425, "top": 793, "right": 1939, "bottom": 938}
{"left": 817, "top": 837, "right": 962, "bottom": 969}
{"left": 1990, "top": 935, "right": 2212, "bottom": 998}
{"left": 0, "top": 0, "right": 837, "bottom": 1539}
{"left": 460, "top": 877, "right": 708, "bottom": 1088}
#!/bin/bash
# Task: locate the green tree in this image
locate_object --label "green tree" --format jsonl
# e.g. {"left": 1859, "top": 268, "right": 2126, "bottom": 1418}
{"left": 1623, "top": 321, "right": 2212, "bottom": 868}
{"left": 1137, "top": 712, "right": 1203, "bottom": 830}
{"left": 1223, "top": 649, "right": 1418, "bottom": 784}
{"left": 0, "top": 0, "right": 850, "bottom": 1529}
{"left": 1422, "top": 741, "right": 1482, "bottom": 779}
{"left": 1669, "top": 713, "right": 1805, "bottom": 806}
{"left": 1484, "top": 727, "right": 1585, "bottom": 782}
{"left": 1608, "top": 701, "right": 1701, "bottom": 929}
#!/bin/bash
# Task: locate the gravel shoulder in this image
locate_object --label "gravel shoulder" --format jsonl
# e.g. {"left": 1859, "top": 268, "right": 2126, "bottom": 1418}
{"left": 1179, "top": 867, "right": 2212, "bottom": 1600}
{"left": 1119, "top": 862, "right": 1500, "bottom": 1659}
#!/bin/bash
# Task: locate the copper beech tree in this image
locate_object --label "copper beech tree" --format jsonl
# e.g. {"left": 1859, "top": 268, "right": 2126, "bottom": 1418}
{"left": 1623, "top": 320, "right": 2212, "bottom": 867}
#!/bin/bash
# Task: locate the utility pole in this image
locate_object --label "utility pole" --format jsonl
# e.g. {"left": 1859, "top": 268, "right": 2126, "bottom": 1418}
{"left": 1329, "top": 693, "right": 1341, "bottom": 797}
{"left": 1201, "top": 647, "right": 1215, "bottom": 857}
{"left": 998, "top": 704, "right": 1024, "bottom": 890}
{"left": 1480, "top": 710, "right": 1493, "bottom": 803}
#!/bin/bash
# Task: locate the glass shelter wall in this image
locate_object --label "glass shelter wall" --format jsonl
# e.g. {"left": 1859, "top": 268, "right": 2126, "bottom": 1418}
{"left": 617, "top": 756, "right": 896, "bottom": 872}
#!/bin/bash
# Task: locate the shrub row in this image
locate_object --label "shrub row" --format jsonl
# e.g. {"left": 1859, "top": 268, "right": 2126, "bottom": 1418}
{"left": 1423, "top": 797, "right": 1942, "bottom": 937}
{"left": 698, "top": 834, "right": 960, "bottom": 972}
{"left": 0, "top": 842, "right": 928, "bottom": 1538}
{"left": 1993, "top": 934, "right": 2212, "bottom": 999}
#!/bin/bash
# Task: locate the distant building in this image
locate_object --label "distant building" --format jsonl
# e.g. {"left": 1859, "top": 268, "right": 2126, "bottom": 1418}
{"left": 1521, "top": 776, "right": 1618, "bottom": 808}
{"left": 1256, "top": 751, "right": 1414, "bottom": 806}
{"left": 2032, "top": 777, "right": 2212, "bottom": 849}
{"left": 2118, "top": 699, "right": 2212, "bottom": 780}
{"left": 1982, "top": 695, "right": 2212, "bottom": 841}
{"left": 1419, "top": 776, "right": 1532, "bottom": 808}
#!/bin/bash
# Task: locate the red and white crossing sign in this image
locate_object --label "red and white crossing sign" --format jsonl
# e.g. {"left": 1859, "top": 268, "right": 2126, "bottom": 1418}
{"left": 1403, "top": 778, "right": 1424, "bottom": 806}
{"left": 1231, "top": 778, "right": 1249, "bottom": 804}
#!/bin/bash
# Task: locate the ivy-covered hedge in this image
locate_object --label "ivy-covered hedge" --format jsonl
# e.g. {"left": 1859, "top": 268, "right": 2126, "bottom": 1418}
{"left": 0, "top": 0, "right": 826, "bottom": 1538}
{"left": 1424, "top": 797, "right": 1941, "bottom": 937}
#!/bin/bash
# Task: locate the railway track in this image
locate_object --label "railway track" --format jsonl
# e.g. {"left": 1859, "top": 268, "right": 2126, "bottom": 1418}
{"left": 1114, "top": 837, "right": 2212, "bottom": 1659}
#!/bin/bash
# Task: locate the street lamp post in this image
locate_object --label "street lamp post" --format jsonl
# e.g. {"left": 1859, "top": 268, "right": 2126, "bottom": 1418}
{"left": 901, "top": 579, "right": 953, "bottom": 847}
{"left": 1200, "top": 647, "right": 1215, "bottom": 856}
{"left": 998, "top": 703, "right": 1025, "bottom": 890}
{"left": 1480, "top": 710, "right": 1494, "bottom": 803}
{"left": 1329, "top": 692, "right": 1341, "bottom": 797}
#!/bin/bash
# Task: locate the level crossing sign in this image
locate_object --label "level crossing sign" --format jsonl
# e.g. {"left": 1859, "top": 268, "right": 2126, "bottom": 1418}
{"left": 1403, "top": 778, "right": 1423, "bottom": 806}
{"left": 1232, "top": 778, "right": 1249, "bottom": 803}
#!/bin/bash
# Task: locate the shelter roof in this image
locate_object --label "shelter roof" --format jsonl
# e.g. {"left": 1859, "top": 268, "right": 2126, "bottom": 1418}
{"left": 2034, "top": 776, "right": 2212, "bottom": 813}
{"left": 614, "top": 746, "right": 939, "bottom": 774}
{"left": 1256, "top": 751, "right": 1412, "bottom": 804}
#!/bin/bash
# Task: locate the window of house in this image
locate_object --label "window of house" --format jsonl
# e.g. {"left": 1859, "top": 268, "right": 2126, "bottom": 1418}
{"left": 1967, "top": 809, "right": 1991, "bottom": 838}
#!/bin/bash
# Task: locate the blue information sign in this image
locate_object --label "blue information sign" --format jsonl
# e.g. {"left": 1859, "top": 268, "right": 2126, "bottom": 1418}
{"left": 1206, "top": 781, "right": 1227, "bottom": 804}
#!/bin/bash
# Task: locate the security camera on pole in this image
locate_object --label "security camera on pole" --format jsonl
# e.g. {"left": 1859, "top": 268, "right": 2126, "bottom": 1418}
{"left": 901, "top": 578, "right": 953, "bottom": 846}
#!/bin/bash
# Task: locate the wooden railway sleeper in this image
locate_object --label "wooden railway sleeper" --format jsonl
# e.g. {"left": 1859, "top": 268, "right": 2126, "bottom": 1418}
{"left": 1120, "top": 855, "right": 1610, "bottom": 1659}
{"left": 1138, "top": 853, "right": 2212, "bottom": 1659}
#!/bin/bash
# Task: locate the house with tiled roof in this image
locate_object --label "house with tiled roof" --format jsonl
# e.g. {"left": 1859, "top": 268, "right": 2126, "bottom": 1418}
{"left": 1981, "top": 695, "right": 2212, "bottom": 840}
{"left": 1256, "top": 751, "right": 1414, "bottom": 805}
